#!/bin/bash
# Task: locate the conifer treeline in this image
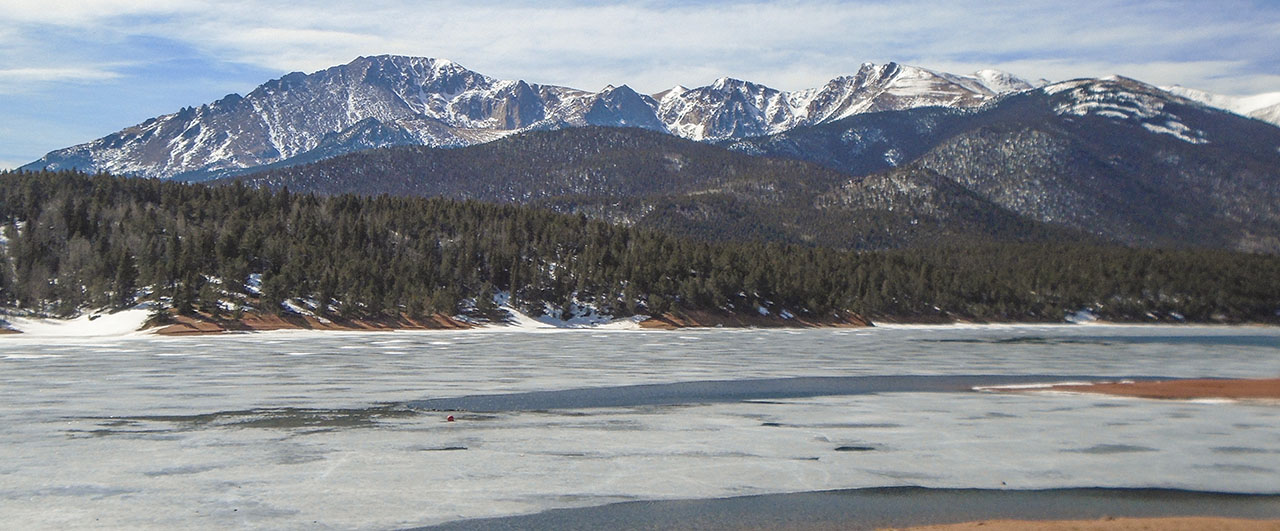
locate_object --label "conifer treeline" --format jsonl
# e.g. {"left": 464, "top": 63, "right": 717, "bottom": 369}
{"left": 1, "top": 170, "right": 1278, "bottom": 323}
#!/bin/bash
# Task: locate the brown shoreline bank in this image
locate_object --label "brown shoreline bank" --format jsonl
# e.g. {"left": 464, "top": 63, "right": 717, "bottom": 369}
{"left": 150, "top": 311, "right": 472, "bottom": 336}
{"left": 885, "top": 516, "right": 1280, "bottom": 530}
{"left": 147, "top": 308, "right": 872, "bottom": 335}
{"left": 425, "top": 487, "right": 1280, "bottom": 531}
{"left": 996, "top": 378, "right": 1280, "bottom": 400}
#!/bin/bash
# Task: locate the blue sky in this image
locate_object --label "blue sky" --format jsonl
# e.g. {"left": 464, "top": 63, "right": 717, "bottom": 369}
{"left": 2, "top": 0, "right": 1278, "bottom": 169}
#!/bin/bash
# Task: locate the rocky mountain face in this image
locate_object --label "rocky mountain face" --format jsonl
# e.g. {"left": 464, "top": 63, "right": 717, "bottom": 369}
{"left": 23, "top": 55, "right": 1034, "bottom": 180}
{"left": 653, "top": 63, "right": 1037, "bottom": 141}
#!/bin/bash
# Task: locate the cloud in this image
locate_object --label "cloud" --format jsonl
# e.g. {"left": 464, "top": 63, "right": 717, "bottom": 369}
{"left": 1, "top": 0, "right": 1277, "bottom": 162}
{"left": 1, "top": 0, "right": 201, "bottom": 26}
{"left": 0, "top": 67, "right": 123, "bottom": 93}
{"left": 142, "top": 0, "right": 1278, "bottom": 94}
{"left": 5, "top": 0, "right": 1277, "bottom": 92}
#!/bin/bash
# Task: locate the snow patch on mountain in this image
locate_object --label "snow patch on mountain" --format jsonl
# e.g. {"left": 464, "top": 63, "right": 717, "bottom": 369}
{"left": 1048, "top": 78, "right": 1209, "bottom": 144}
{"left": 1141, "top": 121, "right": 1209, "bottom": 144}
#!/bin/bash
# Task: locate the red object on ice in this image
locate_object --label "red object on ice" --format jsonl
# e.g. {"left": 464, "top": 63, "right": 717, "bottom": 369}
{"left": 446, "top": 415, "right": 455, "bottom": 422}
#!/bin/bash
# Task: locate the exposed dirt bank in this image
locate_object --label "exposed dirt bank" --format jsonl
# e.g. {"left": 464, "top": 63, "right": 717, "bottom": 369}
{"left": 1035, "top": 378, "right": 1280, "bottom": 400}
{"left": 883, "top": 516, "right": 1280, "bottom": 530}
{"left": 150, "top": 311, "right": 472, "bottom": 336}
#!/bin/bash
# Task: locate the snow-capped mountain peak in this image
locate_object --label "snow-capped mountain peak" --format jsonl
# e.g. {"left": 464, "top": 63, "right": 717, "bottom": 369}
{"left": 710, "top": 77, "right": 736, "bottom": 90}
{"left": 19, "top": 56, "right": 1093, "bottom": 180}
{"left": 655, "top": 61, "right": 1030, "bottom": 141}
{"left": 971, "top": 68, "right": 1041, "bottom": 94}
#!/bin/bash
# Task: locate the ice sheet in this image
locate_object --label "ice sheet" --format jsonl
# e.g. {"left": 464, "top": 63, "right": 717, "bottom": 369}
{"left": 0, "top": 326, "right": 1277, "bottom": 529}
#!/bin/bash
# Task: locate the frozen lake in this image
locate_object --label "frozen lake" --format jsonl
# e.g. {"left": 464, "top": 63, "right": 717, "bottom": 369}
{"left": 1, "top": 325, "right": 1278, "bottom": 529}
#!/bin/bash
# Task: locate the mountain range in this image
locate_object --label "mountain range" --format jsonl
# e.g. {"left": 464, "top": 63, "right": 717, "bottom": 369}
{"left": 23, "top": 55, "right": 1045, "bottom": 180}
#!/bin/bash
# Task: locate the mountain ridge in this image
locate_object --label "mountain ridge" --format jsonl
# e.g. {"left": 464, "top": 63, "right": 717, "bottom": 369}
{"left": 23, "top": 55, "right": 1039, "bottom": 180}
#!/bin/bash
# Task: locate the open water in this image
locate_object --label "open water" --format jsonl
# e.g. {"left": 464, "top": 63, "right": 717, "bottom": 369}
{"left": 1, "top": 325, "right": 1278, "bottom": 529}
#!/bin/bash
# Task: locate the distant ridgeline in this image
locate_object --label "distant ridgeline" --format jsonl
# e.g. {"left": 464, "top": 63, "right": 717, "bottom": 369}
{"left": 1, "top": 170, "right": 1278, "bottom": 324}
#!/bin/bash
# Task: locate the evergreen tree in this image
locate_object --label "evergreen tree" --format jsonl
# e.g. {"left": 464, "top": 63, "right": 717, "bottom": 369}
{"left": 0, "top": 170, "right": 1277, "bottom": 324}
{"left": 112, "top": 250, "right": 138, "bottom": 309}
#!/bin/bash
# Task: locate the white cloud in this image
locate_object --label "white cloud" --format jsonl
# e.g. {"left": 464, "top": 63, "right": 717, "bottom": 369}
{"left": 1, "top": 0, "right": 200, "bottom": 25}
{"left": 0, "top": 67, "right": 123, "bottom": 94}
{"left": 0, "top": 67, "right": 121, "bottom": 82}
{"left": 142, "top": 1, "right": 1278, "bottom": 94}
{"left": 3, "top": 0, "right": 1277, "bottom": 94}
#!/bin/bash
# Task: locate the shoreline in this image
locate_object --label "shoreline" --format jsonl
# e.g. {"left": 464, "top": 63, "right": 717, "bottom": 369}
{"left": 421, "top": 487, "right": 1280, "bottom": 531}
{"left": 148, "top": 311, "right": 473, "bottom": 336}
{"left": 637, "top": 310, "right": 871, "bottom": 329}
{"left": 886, "top": 517, "right": 1280, "bottom": 530}
{"left": 988, "top": 378, "right": 1280, "bottom": 400}
{"left": 150, "top": 309, "right": 873, "bottom": 335}
{"left": 1, "top": 307, "right": 875, "bottom": 336}
{"left": 4, "top": 308, "right": 1280, "bottom": 336}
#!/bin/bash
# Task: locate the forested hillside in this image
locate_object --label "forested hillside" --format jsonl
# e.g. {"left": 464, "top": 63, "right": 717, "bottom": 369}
{"left": 2, "top": 170, "right": 1278, "bottom": 325}
{"left": 232, "top": 127, "right": 1087, "bottom": 249}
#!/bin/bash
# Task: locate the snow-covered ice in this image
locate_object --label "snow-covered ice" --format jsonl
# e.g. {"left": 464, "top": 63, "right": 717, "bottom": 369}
{"left": 0, "top": 325, "right": 1278, "bottom": 529}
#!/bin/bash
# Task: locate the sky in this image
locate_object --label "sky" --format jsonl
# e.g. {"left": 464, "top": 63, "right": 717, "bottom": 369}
{"left": 2, "top": 0, "right": 1278, "bottom": 170}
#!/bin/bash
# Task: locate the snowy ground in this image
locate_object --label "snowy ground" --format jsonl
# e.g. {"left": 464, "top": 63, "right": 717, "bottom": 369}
{"left": 3, "top": 308, "right": 153, "bottom": 338}
{"left": 485, "top": 303, "right": 646, "bottom": 331}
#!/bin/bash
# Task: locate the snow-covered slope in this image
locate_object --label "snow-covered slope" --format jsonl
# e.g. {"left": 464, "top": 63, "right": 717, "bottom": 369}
{"left": 1047, "top": 76, "right": 1211, "bottom": 144}
{"left": 655, "top": 62, "right": 1038, "bottom": 141}
{"left": 24, "top": 56, "right": 1035, "bottom": 180}
{"left": 1162, "top": 85, "right": 1280, "bottom": 127}
{"left": 25, "top": 56, "right": 599, "bottom": 179}
{"left": 1249, "top": 103, "right": 1280, "bottom": 127}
